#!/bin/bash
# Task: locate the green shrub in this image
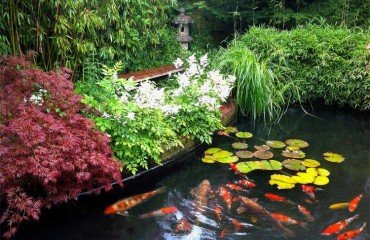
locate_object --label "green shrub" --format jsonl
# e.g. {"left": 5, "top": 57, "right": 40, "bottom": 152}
{"left": 236, "top": 25, "right": 370, "bottom": 110}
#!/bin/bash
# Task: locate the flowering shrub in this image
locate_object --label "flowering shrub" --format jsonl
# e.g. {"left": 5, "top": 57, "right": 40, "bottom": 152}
{"left": 79, "top": 54, "right": 236, "bottom": 174}
{"left": 0, "top": 57, "right": 122, "bottom": 239}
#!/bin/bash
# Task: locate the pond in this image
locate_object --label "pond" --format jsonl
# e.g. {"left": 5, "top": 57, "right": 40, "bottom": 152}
{"left": 14, "top": 106, "right": 369, "bottom": 240}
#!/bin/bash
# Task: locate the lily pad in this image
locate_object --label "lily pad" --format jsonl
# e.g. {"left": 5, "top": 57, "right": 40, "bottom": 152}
{"left": 235, "top": 162, "right": 255, "bottom": 174}
{"left": 232, "top": 142, "right": 248, "bottom": 150}
{"left": 254, "top": 151, "right": 273, "bottom": 159}
{"left": 317, "top": 168, "right": 330, "bottom": 176}
{"left": 281, "top": 149, "right": 305, "bottom": 159}
{"left": 235, "top": 132, "right": 253, "bottom": 139}
{"left": 205, "top": 148, "right": 222, "bottom": 155}
{"left": 323, "top": 152, "right": 345, "bottom": 163}
{"left": 270, "top": 174, "right": 297, "bottom": 183}
{"left": 269, "top": 160, "right": 283, "bottom": 170}
{"left": 236, "top": 150, "right": 254, "bottom": 159}
{"left": 313, "top": 176, "right": 329, "bottom": 185}
{"left": 285, "top": 139, "right": 309, "bottom": 148}
{"left": 292, "top": 174, "right": 314, "bottom": 184}
{"left": 286, "top": 146, "right": 300, "bottom": 151}
{"left": 254, "top": 145, "right": 270, "bottom": 151}
{"left": 282, "top": 159, "right": 306, "bottom": 171}
{"left": 225, "top": 126, "right": 238, "bottom": 133}
{"left": 306, "top": 168, "right": 318, "bottom": 176}
{"left": 266, "top": 140, "right": 286, "bottom": 149}
{"left": 213, "top": 150, "right": 233, "bottom": 159}
{"left": 236, "top": 160, "right": 282, "bottom": 173}
{"left": 216, "top": 156, "right": 239, "bottom": 163}
{"left": 202, "top": 156, "right": 216, "bottom": 163}
{"left": 269, "top": 174, "right": 296, "bottom": 189}
{"left": 302, "top": 159, "right": 320, "bottom": 168}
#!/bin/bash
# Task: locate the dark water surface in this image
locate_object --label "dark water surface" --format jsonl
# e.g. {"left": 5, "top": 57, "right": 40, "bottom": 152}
{"left": 14, "top": 107, "right": 369, "bottom": 240}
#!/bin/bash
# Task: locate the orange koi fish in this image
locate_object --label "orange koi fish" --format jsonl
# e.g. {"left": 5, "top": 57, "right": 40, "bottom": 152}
{"left": 226, "top": 183, "right": 245, "bottom": 192}
{"left": 337, "top": 222, "right": 366, "bottom": 240}
{"left": 321, "top": 214, "right": 359, "bottom": 236}
{"left": 220, "top": 187, "right": 233, "bottom": 210}
{"left": 264, "top": 193, "right": 295, "bottom": 205}
{"left": 237, "top": 179, "right": 255, "bottom": 188}
{"left": 298, "top": 204, "right": 314, "bottom": 222}
{"left": 104, "top": 187, "right": 166, "bottom": 215}
{"left": 271, "top": 213, "right": 301, "bottom": 225}
{"left": 214, "top": 204, "right": 222, "bottom": 221}
{"left": 220, "top": 229, "right": 228, "bottom": 238}
{"left": 301, "top": 185, "right": 321, "bottom": 200}
{"left": 218, "top": 131, "right": 230, "bottom": 136}
{"left": 175, "top": 218, "right": 192, "bottom": 233}
{"left": 348, "top": 194, "right": 362, "bottom": 212}
{"left": 139, "top": 206, "right": 178, "bottom": 219}
{"left": 231, "top": 219, "right": 245, "bottom": 231}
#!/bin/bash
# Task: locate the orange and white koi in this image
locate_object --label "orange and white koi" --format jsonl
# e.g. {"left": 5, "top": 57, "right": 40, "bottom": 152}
{"left": 348, "top": 194, "right": 362, "bottom": 212}
{"left": 264, "top": 193, "right": 295, "bottom": 205}
{"left": 337, "top": 222, "right": 366, "bottom": 240}
{"left": 104, "top": 187, "right": 166, "bottom": 215}
{"left": 271, "top": 213, "right": 301, "bottom": 225}
{"left": 139, "top": 206, "right": 178, "bottom": 219}
{"left": 219, "top": 187, "right": 233, "bottom": 210}
{"left": 237, "top": 179, "right": 256, "bottom": 188}
{"left": 301, "top": 185, "right": 322, "bottom": 200}
{"left": 321, "top": 214, "right": 359, "bottom": 236}
{"left": 175, "top": 218, "right": 192, "bottom": 233}
{"left": 214, "top": 204, "right": 222, "bottom": 221}
{"left": 298, "top": 204, "right": 314, "bottom": 222}
{"left": 226, "top": 183, "right": 245, "bottom": 192}
{"left": 231, "top": 219, "right": 245, "bottom": 231}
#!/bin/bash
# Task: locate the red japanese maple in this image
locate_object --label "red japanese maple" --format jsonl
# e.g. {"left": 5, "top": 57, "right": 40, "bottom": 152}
{"left": 0, "top": 57, "right": 122, "bottom": 238}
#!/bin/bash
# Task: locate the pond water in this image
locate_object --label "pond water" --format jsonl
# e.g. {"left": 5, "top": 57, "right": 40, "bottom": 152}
{"left": 14, "top": 107, "right": 369, "bottom": 240}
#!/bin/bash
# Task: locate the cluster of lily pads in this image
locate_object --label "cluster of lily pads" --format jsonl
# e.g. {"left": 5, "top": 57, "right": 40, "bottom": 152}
{"left": 201, "top": 126, "right": 346, "bottom": 190}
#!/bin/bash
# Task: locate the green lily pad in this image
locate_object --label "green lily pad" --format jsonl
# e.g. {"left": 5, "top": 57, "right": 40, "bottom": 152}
{"left": 225, "top": 126, "right": 238, "bottom": 133}
{"left": 281, "top": 149, "right": 305, "bottom": 159}
{"left": 269, "top": 174, "right": 296, "bottom": 189}
{"left": 205, "top": 148, "right": 222, "bottom": 155}
{"left": 213, "top": 150, "right": 233, "bottom": 159}
{"left": 292, "top": 174, "right": 315, "bottom": 184}
{"left": 286, "top": 146, "right": 300, "bottom": 151}
{"left": 235, "top": 132, "right": 253, "bottom": 138}
{"left": 232, "top": 142, "right": 248, "bottom": 149}
{"left": 259, "top": 160, "right": 274, "bottom": 170}
{"left": 302, "top": 159, "right": 320, "bottom": 168}
{"left": 266, "top": 140, "right": 286, "bottom": 149}
{"left": 282, "top": 159, "right": 306, "bottom": 171}
{"left": 235, "top": 162, "right": 255, "bottom": 174}
{"left": 236, "top": 160, "right": 282, "bottom": 174}
{"left": 306, "top": 168, "right": 318, "bottom": 176}
{"left": 254, "top": 151, "right": 273, "bottom": 159}
{"left": 254, "top": 145, "right": 270, "bottom": 151}
{"left": 216, "top": 156, "right": 239, "bottom": 163}
{"left": 269, "top": 160, "right": 283, "bottom": 170}
{"left": 235, "top": 150, "right": 254, "bottom": 159}
{"left": 202, "top": 156, "right": 216, "bottom": 163}
{"left": 317, "top": 168, "right": 330, "bottom": 176}
{"left": 323, "top": 152, "right": 345, "bottom": 163}
{"left": 285, "top": 139, "right": 309, "bottom": 148}
{"left": 313, "top": 176, "right": 329, "bottom": 185}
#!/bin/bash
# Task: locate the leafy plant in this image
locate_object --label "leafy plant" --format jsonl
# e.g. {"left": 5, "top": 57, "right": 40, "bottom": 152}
{"left": 0, "top": 57, "right": 122, "bottom": 239}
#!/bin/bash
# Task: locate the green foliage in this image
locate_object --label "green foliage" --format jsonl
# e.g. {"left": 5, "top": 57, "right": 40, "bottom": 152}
{"left": 238, "top": 25, "right": 370, "bottom": 110}
{"left": 0, "top": 0, "right": 181, "bottom": 78}
{"left": 215, "top": 44, "right": 286, "bottom": 121}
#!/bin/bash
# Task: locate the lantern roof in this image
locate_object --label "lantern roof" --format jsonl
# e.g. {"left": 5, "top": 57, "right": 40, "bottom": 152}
{"left": 173, "top": 8, "right": 193, "bottom": 24}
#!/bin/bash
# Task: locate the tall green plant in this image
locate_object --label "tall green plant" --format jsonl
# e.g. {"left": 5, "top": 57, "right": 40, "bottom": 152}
{"left": 215, "top": 44, "right": 286, "bottom": 121}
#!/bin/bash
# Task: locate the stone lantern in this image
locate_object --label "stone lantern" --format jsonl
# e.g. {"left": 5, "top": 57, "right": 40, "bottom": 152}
{"left": 173, "top": 8, "right": 193, "bottom": 50}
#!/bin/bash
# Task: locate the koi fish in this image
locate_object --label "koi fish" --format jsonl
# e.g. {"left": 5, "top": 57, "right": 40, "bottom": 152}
{"left": 239, "top": 196, "right": 295, "bottom": 237}
{"left": 214, "top": 204, "right": 222, "bottom": 221}
{"left": 264, "top": 193, "right": 295, "bottom": 205}
{"left": 175, "top": 218, "right": 192, "bottom": 233}
{"left": 220, "top": 229, "right": 228, "bottom": 238}
{"left": 139, "top": 206, "right": 178, "bottom": 219}
{"left": 237, "top": 206, "right": 246, "bottom": 214}
{"left": 104, "top": 187, "right": 166, "bottom": 215}
{"left": 271, "top": 213, "right": 303, "bottom": 226}
{"left": 298, "top": 204, "right": 314, "bottom": 222}
{"left": 218, "top": 131, "right": 230, "bottom": 136}
{"left": 348, "top": 194, "right": 362, "bottom": 212}
{"left": 337, "top": 222, "right": 366, "bottom": 240}
{"left": 231, "top": 219, "right": 244, "bottom": 231}
{"left": 191, "top": 180, "right": 212, "bottom": 214}
{"left": 220, "top": 186, "right": 233, "bottom": 210}
{"left": 226, "top": 183, "right": 245, "bottom": 192}
{"left": 237, "top": 179, "right": 255, "bottom": 188}
{"left": 321, "top": 214, "right": 360, "bottom": 236}
{"left": 329, "top": 203, "right": 349, "bottom": 210}
{"left": 301, "top": 185, "right": 321, "bottom": 200}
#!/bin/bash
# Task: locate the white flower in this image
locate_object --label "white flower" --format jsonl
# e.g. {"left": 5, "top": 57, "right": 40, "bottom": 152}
{"left": 173, "top": 58, "right": 184, "bottom": 68}
{"left": 119, "top": 94, "right": 128, "bottom": 103}
{"left": 199, "top": 53, "right": 208, "bottom": 67}
{"left": 200, "top": 81, "right": 212, "bottom": 94}
{"left": 173, "top": 88, "right": 184, "bottom": 96}
{"left": 186, "top": 63, "right": 200, "bottom": 77}
{"left": 177, "top": 74, "right": 190, "bottom": 88}
{"left": 29, "top": 94, "right": 43, "bottom": 106}
{"left": 226, "top": 75, "right": 236, "bottom": 84}
{"left": 217, "top": 85, "right": 231, "bottom": 102}
{"left": 198, "top": 96, "right": 219, "bottom": 111}
{"left": 102, "top": 112, "right": 111, "bottom": 118}
{"left": 208, "top": 70, "right": 224, "bottom": 84}
{"left": 187, "top": 54, "right": 197, "bottom": 64}
{"left": 161, "top": 104, "right": 181, "bottom": 115}
{"left": 127, "top": 112, "right": 135, "bottom": 120}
